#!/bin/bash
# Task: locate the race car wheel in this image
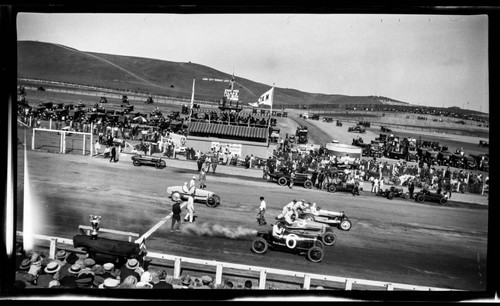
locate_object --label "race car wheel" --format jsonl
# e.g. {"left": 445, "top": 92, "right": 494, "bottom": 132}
{"left": 171, "top": 192, "right": 181, "bottom": 202}
{"left": 155, "top": 160, "right": 166, "bottom": 169}
{"left": 416, "top": 194, "right": 425, "bottom": 202}
{"left": 322, "top": 232, "right": 336, "bottom": 246}
{"left": 439, "top": 197, "right": 447, "bottom": 205}
{"left": 304, "top": 180, "right": 313, "bottom": 189}
{"left": 302, "top": 214, "right": 315, "bottom": 222}
{"left": 387, "top": 192, "right": 395, "bottom": 200}
{"left": 327, "top": 184, "right": 337, "bottom": 193}
{"left": 206, "top": 195, "right": 219, "bottom": 208}
{"left": 307, "top": 246, "right": 324, "bottom": 263}
{"left": 285, "top": 234, "right": 298, "bottom": 249}
{"left": 340, "top": 219, "right": 352, "bottom": 231}
{"left": 277, "top": 177, "right": 288, "bottom": 186}
{"left": 133, "top": 160, "right": 141, "bottom": 166}
{"left": 251, "top": 237, "right": 268, "bottom": 254}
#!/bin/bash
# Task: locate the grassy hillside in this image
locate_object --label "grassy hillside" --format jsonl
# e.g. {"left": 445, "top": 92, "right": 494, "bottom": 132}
{"left": 17, "top": 40, "right": 406, "bottom": 107}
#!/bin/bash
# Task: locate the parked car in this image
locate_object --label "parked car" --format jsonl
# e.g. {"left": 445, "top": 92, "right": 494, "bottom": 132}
{"left": 348, "top": 125, "right": 366, "bottom": 133}
{"left": 414, "top": 191, "right": 448, "bottom": 205}
{"left": 166, "top": 185, "right": 221, "bottom": 208}
{"left": 131, "top": 155, "right": 167, "bottom": 169}
{"left": 251, "top": 223, "right": 325, "bottom": 263}
{"left": 377, "top": 186, "right": 409, "bottom": 200}
{"left": 267, "top": 171, "right": 314, "bottom": 189}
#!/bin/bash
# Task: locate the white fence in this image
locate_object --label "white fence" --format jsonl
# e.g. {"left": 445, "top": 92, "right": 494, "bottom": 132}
{"left": 16, "top": 231, "right": 460, "bottom": 291}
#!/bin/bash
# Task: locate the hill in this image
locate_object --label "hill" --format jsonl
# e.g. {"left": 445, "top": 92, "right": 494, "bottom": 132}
{"left": 17, "top": 40, "right": 409, "bottom": 107}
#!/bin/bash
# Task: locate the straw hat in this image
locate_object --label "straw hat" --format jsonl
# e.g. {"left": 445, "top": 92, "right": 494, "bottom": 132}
{"left": 19, "top": 258, "right": 31, "bottom": 270}
{"left": 68, "top": 264, "right": 82, "bottom": 274}
{"left": 55, "top": 250, "right": 67, "bottom": 261}
{"left": 103, "top": 263, "right": 114, "bottom": 271}
{"left": 125, "top": 258, "right": 139, "bottom": 270}
{"left": 98, "top": 278, "right": 120, "bottom": 289}
{"left": 44, "top": 261, "right": 61, "bottom": 274}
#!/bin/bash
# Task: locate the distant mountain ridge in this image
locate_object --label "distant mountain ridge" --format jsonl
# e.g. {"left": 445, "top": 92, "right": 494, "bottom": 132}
{"left": 17, "top": 40, "right": 409, "bottom": 107}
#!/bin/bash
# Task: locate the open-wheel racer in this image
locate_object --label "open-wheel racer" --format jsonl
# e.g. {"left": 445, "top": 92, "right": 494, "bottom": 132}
{"left": 298, "top": 208, "right": 352, "bottom": 231}
{"left": 414, "top": 190, "right": 448, "bottom": 205}
{"left": 166, "top": 185, "right": 221, "bottom": 207}
{"left": 251, "top": 221, "right": 325, "bottom": 263}
{"left": 131, "top": 155, "right": 167, "bottom": 169}
{"left": 377, "top": 186, "right": 410, "bottom": 200}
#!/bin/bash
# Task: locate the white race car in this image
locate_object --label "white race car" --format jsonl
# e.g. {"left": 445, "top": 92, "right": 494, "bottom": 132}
{"left": 299, "top": 208, "right": 352, "bottom": 231}
{"left": 166, "top": 185, "right": 221, "bottom": 208}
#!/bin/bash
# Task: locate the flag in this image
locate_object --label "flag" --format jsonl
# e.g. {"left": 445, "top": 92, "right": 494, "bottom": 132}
{"left": 248, "top": 87, "right": 274, "bottom": 107}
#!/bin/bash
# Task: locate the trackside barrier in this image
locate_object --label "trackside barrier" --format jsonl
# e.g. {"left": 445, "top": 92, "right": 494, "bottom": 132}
{"left": 15, "top": 231, "right": 460, "bottom": 291}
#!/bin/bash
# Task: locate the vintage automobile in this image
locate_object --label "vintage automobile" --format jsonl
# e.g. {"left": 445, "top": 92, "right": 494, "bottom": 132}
{"left": 437, "top": 151, "right": 453, "bottom": 166}
{"left": 166, "top": 184, "right": 221, "bottom": 207}
{"left": 479, "top": 140, "right": 489, "bottom": 148}
{"left": 298, "top": 208, "right": 352, "bottom": 231}
{"left": 414, "top": 191, "right": 448, "bottom": 205}
{"left": 283, "top": 218, "right": 337, "bottom": 246}
{"left": 336, "top": 120, "right": 343, "bottom": 126}
{"left": 267, "top": 171, "right": 314, "bottom": 189}
{"left": 466, "top": 154, "right": 479, "bottom": 170}
{"left": 377, "top": 186, "right": 409, "bottom": 200}
{"left": 450, "top": 153, "right": 466, "bottom": 168}
{"left": 131, "top": 154, "right": 167, "bottom": 169}
{"left": 380, "top": 126, "right": 392, "bottom": 132}
{"left": 325, "top": 176, "right": 363, "bottom": 194}
{"left": 348, "top": 125, "right": 366, "bottom": 133}
{"left": 251, "top": 224, "right": 325, "bottom": 263}
{"left": 406, "top": 146, "right": 419, "bottom": 162}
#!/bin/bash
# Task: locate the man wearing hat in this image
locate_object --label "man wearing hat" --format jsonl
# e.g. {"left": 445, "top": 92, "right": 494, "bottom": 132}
{"left": 183, "top": 193, "right": 195, "bottom": 223}
{"left": 198, "top": 275, "right": 213, "bottom": 289}
{"left": 83, "top": 258, "right": 96, "bottom": 269}
{"left": 57, "top": 251, "right": 79, "bottom": 280}
{"left": 15, "top": 259, "right": 32, "bottom": 286}
{"left": 54, "top": 250, "right": 68, "bottom": 266}
{"left": 152, "top": 269, "right": 173, "bottom": 289}
{"left": 189, "top": 175, "right": 196, "bottom": 191}
{"left": 101, "top": 262, "right": 118, "bottom": 280}
{"left": 75, "top": 268, "right": 95, "bottom": 289}
{"left": 98, "top": 278, "right": 120, "bottom": 289}
{"left": 180, "top": 274, "right": 192, "bottom": 289}
{"left": 119, "top": 258, "right": 141, "bottom": 284}
{"left": 277, "top": 199, "right": 296, "bottom": 220}
{"left": 59, "top": 263, "right": 82, "bottom": 288}
{"left": 37, "top": 260, "right": 61, "bottom": 288}
{"left": 171, "top": 198, "right": 182, "bottom": 232}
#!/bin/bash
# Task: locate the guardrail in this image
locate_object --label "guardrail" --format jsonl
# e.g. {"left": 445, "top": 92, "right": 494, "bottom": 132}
{"left": 16, "top": 231, "right": 459, "bottom": 291}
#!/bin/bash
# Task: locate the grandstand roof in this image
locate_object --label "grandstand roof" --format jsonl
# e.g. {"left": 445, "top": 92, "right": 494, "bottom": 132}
{"left": 188, "top": 122, "right": 267, "bottom": 140}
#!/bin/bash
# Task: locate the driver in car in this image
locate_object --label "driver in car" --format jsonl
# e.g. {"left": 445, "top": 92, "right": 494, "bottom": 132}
{"left": 272, "top": 221, "right": 286, "bottom": 239}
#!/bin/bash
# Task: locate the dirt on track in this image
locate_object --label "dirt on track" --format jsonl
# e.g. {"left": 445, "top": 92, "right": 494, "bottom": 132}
{"left": 17, "top": 149, "right": 488, "bottom": 291}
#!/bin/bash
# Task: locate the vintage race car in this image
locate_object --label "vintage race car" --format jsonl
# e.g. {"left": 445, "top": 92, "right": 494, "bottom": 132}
{"left": 283, "top": 219, "right": 337, "bottom": 246}
{"left": 251, "top": 226, "right": 325, "bottom": 263}
{"left": 326, "top": 180, "right": 363, "bottom": 194}
{"left": 414, "top": 191, "right": 448, "bottom": 205}
{"left": 299, "top": 209, "right": 352, "bottom": 231}
{"left": 267, "top": 171, "right": 314, "bottom": 189}
{"left": 131, "top": 155, "right": 167, "bottom": 169}
{"left": 166, "top": 185, "right": 221, "bottom": 207}
{"left": 377, "top": 186, "right": 409, "bottom": 200}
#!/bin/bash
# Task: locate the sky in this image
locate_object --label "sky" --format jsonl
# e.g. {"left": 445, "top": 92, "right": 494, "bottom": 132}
{"left": 16, "top": 12, "right": 489, "bottom": 113}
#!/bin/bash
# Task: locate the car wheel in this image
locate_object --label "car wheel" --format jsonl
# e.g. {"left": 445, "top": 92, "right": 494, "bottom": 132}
{"left": 133, "top": 160, "right": 141, "bottom": 166}
{"left": 340, "top": 219, "right": 352, "bottom": 231}
{"left": 277, "top": 177, "right": 288, "bottom": 186}
{"left": 387, "top": 192, "right": 395, "bottom": 200}
{"left": 251, "top": 237, "right": 268, "bottom": 254}
{"left": 307, "top": 246, "right": 324, "bottom": 263}
{"left": 155, "top": 160, "right": 166, "bottom": 169}
{"left": 327, "top": 184, "right": 337, "bottom": 193}
{"left": 416, "top": 194, "right": 425, "bottom": 202}
{"left": 206, "top": 195, "right": 219, "bottom": 208}
{"left": 439, "top": 197, "right": 447, "bottom": 205}
{"left": 322, "top": 232, "right": 336, "bottom": 246}
{"left": 302, "top": 214, "right": 315, "bottom": 222}
{"left": 304, "top": 180, "right": 313, "bottom": 189}
{"left": 314, "top": 240, "right": 325, "bottom": 249}
{"left": 171, "top": 192, "right": 181, "bottom": 202}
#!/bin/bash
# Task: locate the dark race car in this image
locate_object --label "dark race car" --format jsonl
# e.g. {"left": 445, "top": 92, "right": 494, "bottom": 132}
{"left": 251, "top": 225, "right": 325, "bottom": 263}
{"left": 267, "top": 171, "right": 314, "bottom": 189}
{"left": 414, "top": 191, "right": 448, "bottom": 205}
{"left": 377, "top": 186, "right": 410, "bottom": 200}
{"left": 299, "top": 209, "right": 352, "bottom": 231}
{"left": 325, "top": 176, "right": 363, "bottom": 194}
{"left": 284, "top": 219, "right": 337, "bottom": 246}
{"left": 131, "top": 155, "right": 167, "bottom": 169}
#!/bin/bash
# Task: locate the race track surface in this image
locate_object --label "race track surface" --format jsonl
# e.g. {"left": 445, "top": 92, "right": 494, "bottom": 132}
{"left": 16, "top": 149, "right": 488, "bottom": 291}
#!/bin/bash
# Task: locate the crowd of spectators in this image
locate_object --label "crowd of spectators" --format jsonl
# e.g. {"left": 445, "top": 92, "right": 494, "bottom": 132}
{"left": 191, "top": 110, "right": 269, "bottom": 127}
{"left": 13, "top": 243, "right": 299, "bottom": 291}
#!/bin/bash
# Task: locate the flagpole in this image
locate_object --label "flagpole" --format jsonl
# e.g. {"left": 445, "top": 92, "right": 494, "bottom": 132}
{"left": 189, "top": 78, "right": 195, "bottom": 124}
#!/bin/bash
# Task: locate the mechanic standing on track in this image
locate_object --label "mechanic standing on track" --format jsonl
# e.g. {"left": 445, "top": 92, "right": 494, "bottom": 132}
{"left": 184, "top": 194, "right": 195, "bottom": 223}
{"left": 277, "top": 199, "right": 296, "bottom": 220}
{"left": 170, "top": 199, "right": 182, "bottom": 232}
{"left": 257, "top": 196, "right": 267, "bottom": 225}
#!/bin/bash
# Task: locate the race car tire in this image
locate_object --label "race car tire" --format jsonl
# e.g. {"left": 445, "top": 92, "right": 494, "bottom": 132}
{"left": 285, "top": 234, "right": 298, "bottom": 249}
{"left": 171, "top": 192, "right": 181, "bottom": 202}
{"left": 251, "top": 237, "right": 268, "bottom": 254}
{"left": 133, "top": 160, "right": 141, "bottom": 166}
{"left": 439, "top": 197, "right": 447, "bottom": 205}
{"left": 307, "top": 246, "right": 324, "bottom": 263}
{"left": 304, "top": 180, "right": 313, "bottom": 189}
{"left": 155, "top": 160, "right": 166, "bottom": 169}
{"left": 206, "top": 195, "right": 219, "bottom": 208}
{"left": 277, "top": 177, "right": 288, "bottom": 186}
{"left": 327, "top": 184, "right": 337, "bottom": 193}
{"left": 322, "top": 232, "right": 336, "bottom": 246}
{"left": 416, "top": 194, "right": 425, "bottom": 202}
{"left": 387, "top": 192, "right": 395, "bottom": 200}
{"left": 302, "top": 214, "right": 315, "bottom": 222}
{"left": 340, "top": 219, "right": 352, "bottom": 231}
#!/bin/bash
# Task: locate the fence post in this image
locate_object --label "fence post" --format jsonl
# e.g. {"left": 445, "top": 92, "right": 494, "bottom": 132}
{"left": 385, "top": 283, "right": 394, "bottom": 291}
{"left": 31, "top": 128, "right": 35, "bottom": 150}
{"left": 83, "top": 134, "right": 86, "bottom": 156}
{"left": 173, "top": 257, "right": 182, "bottom": 279}
{"left": 259, "top": 269, "right": 267, "bottom": 289}
{"left": 49, "top": 238, "right": 57, "bottom": 259}
{"left": 215, "top": 263, "right": 223, "bottom": 286}
{"left": 345, "top": 279, "right": 353, "bottom": 290}
{"left": 303, "top": 274, "right": 311, "bottom": 290}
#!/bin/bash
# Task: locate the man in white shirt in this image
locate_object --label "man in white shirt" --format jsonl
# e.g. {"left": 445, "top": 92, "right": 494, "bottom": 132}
{"left": 277, "top": 200, "right": 296, "bottom": 219}
{"left": 184, "top": 194, "right": 195, "bottom": 223}
{"left": 257, "top": 196, "right": 267, "bottom": 225}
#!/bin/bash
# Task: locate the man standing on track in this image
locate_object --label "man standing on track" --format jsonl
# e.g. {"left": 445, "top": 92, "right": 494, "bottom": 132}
{"left": 109, "top": 145, "right": 117, "bottom": 163}
{"left": 199, "top": 168, "right": 207, "bottom": 189}
{"left": 257, "top": 196, "right": 267, "bottom": 225}
{"left": 184, "top": 194, "right": 195, "bottom": 223}
{"left": 171, "top": 199, "right": 182, "bottom": 232}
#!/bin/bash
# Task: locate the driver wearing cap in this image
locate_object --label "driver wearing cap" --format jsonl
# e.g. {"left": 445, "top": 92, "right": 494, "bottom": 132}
{"left": 272, "top": 221, "right": 286, "bottom": 239}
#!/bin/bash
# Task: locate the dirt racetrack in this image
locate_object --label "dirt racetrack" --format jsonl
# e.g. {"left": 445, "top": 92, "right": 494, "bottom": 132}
{"left": 16, "top": 148, "right": 488, "bottom": 291}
